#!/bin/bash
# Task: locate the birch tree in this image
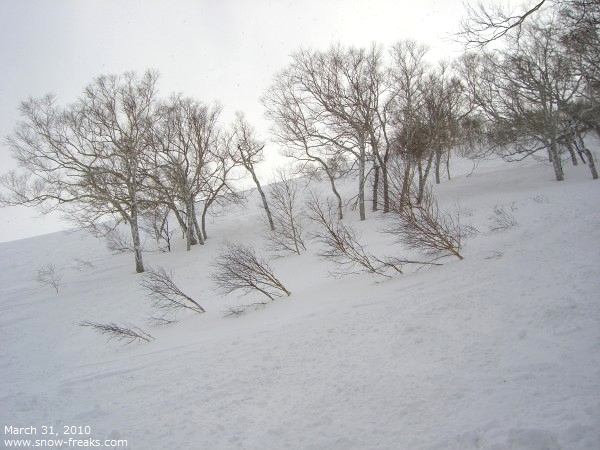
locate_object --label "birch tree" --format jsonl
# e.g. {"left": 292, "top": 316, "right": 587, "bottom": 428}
{"left": 388, "top": 40, "right": 430, "bottom": 210}
{"left": 262, "top": 68, "right": 347, "bottom": 219}
{"left": 1, "top": 70, "right": 159, "bottom": 273}
{"left": 147, "top": 96, "right": 222, "bottom": 250}
{"left": 232, "top": 111, "right": 275, "bottom": 231}
{"left": 459, "top": 17, "right": 584, "bottom": 181}
{"left": 264, "top": 44, "right": 389, "bottom": 221}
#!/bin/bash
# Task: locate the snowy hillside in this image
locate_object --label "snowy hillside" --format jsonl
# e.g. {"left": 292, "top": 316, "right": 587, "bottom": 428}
{"left": 1, "top": 156, "right": 599, "bottom": 449}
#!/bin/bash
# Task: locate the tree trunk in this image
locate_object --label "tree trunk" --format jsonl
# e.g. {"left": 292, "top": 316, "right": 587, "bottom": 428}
{"left": 434, "top": 148, "right": 443, "bottom": 184}
{"left": 358, "top": 139, "right": 366, "bottom": 221}
{"left": 564, "top": 138, "right": 578, "bottom": 166}
{"left": 574, "top": 131, "right": 598, "bottom": 179}
{"left": 372, "top": 163, "right": 379, "bottom": 212}
{"left": 324, "top": 167, "right": 344, "bottom": 220}
{"left": 129, "top": 203, "right": 145, "bottom": 273}
{"left": 201, "top": 196, "right": 215, "bottom": 242}
{"left": 185, "top": 198, "right": 198, "bottom": 251}
{"left": 417, "top": 153, "right": 434, "bottom": 204}
{"left": 201, "top": 205, "right": 209, "bottom": 241}
{"left": 191, "top": 201, "right": 204, "bottom": 245}
{"left": 172, "top": 207, "right": 188, "bottom": 237}
{"left": 583, "top": 148, "right": 598, "bottom": 180}
{"left": 382, "top": 164, "right": 390, "bottom": 213}
{"left": 250, "top": 167, "right": 275, "bottom": 231}
{"left": 399, "top": 158, "right": 412, "bottom": 213}
{"left": 550, "top": 139, "right": 564, "bottom": 181}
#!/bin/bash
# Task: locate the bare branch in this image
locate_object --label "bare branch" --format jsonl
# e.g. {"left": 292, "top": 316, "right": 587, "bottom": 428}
{"left": 36, "top": 263, "right": 63, "bottom": 293}
{"left": 222, "top": 302, "right": 269, "bottom": 317}
{"left": 80, "top": 321, "right": 154, "bottom": 345}
{"left": 489, "top": 203, "right": 519, "bottom": 231}
{"left": 384, "top": 187, "right": 475, "bottom": 260}
{"left": 264, "top": 168, "right": 307, "bottom": 256}
{"left": 210, "top": 242, "right": 291, "bottom": 301}
{"left": 456, "top": 0, "right": 548, "bottom": 47}
{"left": 305, "top": 191, "right": 436, "bottom": 277}
{"left": 140, "top": 266, "right": 205, "bottom": 314}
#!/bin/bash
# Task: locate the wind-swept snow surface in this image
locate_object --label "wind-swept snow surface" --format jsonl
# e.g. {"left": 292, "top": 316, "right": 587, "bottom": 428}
{"left": 1, "top": 157, "right": 599, "bottom": 449}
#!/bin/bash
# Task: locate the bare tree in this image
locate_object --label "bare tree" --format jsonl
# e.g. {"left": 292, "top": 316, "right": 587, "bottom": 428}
{"left": 458, "top": 2, "right": 599, "bottom": 180}
{"left": 560, "top": 3, "right": 600, "bottom": 176}
{"left": 1, "top": 70, "right": 160, "bottom": 273}
{"left": 210, "top": 242, "right": 291, "bottom": 301}
{"left": 388, "top": 40, "right": 431, "bottom": 211}
{"left": 262, "top": 71, "right": 347, "bottom": 219}
{"left": 424, "top": 61, "right": 469, "bottom": 186}
{"left": 264, "top": 44, "right": 390, "bottom": 221}
{"left": 388, "top": 41, "right": 470, "bottom": 203}
{"left": 305, "top": 193, "right": 399, "bottom": 277}
{"left": 562, "top": 2, "right": 600, "bottom": 107}
{"left": 489, "top": 204, "right": 519, "bottom": 231}
{"left": 232, "top": 112, "right": 275, "bottom": 230}
{"left": 305, "top": 192, "right": 436, "bottom": 277}
{"left": 264, "top": 168, "right": 307, "bottom": 256}
{"left": 95, "top": 223, "right": 136, "bottom": 254}
{"left": 80, "top": 321, "right": 154, "bottom": 345}
{"left": 457, "top": 0, "right": 549, "bottom": 47}
{"left": 146, "top": 96, "right": 223, "bottom": 250}
{"left": 140, "top": 204, "right": 175, "bottom": 252}
{"left": 458, "top": 18, "right": 584, "bottom": 181}
{"left": 384, "top": 186, "right": 473, "bottom": 261}
{"left": 457, "top": 1, "right": 600, "bottom": 49}
{"left": 36, "top": 263, "right": 63, "bottom": 293}
{"left": 198, "top": 130, "right": 245, "bottom": 241}
{"left": 570, "top": 126, "right": 599, "bottom": 179}
{"left": 140, "top": 266, "right": 205, "bottom": 317}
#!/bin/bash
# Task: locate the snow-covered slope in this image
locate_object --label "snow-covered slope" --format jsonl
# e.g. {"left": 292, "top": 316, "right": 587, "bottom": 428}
{"left": 1, "top": 157, "right": 599, "bottom": 449}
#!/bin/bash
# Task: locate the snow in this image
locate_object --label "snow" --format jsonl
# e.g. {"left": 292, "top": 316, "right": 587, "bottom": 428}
{"left": 1, "top": 155, "right": 599, "bottom": 449}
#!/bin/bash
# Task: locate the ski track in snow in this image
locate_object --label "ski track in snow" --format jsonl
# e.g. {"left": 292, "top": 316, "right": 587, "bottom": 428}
{"left": 1, "top": 156, "right": 599, "bottom": 449}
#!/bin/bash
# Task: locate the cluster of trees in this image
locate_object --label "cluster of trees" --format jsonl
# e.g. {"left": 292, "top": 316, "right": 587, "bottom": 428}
{"left": 456, "top": 0, "right": 599, "bottom": 181}
{"left": 0, "top": 71, "right": 268, "bottom": 272}
{"left": 1, "top": 0, "right": 597, "bottom": 274}
{"left": 262, "top": 41, "right": 468, "bottom": 222}
{"left": 263, "top": 0, "right": 598, "bottom": 224}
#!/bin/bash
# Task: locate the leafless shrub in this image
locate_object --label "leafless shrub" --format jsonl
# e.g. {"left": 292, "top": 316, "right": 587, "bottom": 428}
{"left": 532, "top": 194, "right": 549, "bottom": 204}
{"left": 385, "top": 187, "right": 472, "bottom": 261}
{"left": 306, "top": 192, "right": 437, "bottom": 277}
{"left": 222, "top": 301, "right": 269, "bottom": 317}
{"left": 485, "top": 250, "right": 504, "bottom": 260}
{"left": 79, "top": 321, "right": 154, "bottom": 345}
{"left": 89, "top": 223, "right": 138, "bottom": 254}
{"left": 489, "top": 204, "right": 518, "bottom": 231}
{"left": 140, "top": 266, "right": 205, "bottom": 315}
{"left": 71, "top": 257, "right": 95, "bottom": 271}
{"left": 264, "top": 169, "right": 307, "bottom": 256}
{"left": 36, "top": 263, "right": 63, "bottom": 293}
{"left": 145, "top": 315, "right": 178, "bottom": 327}
{"left": 140, "top": 205, "right": 175, "bottom": 252}
{"left": 106, "top": 227, "right": 136, "bottom": 253}
{"left": 210, "top": 242, "right": 291, "bottom": 301}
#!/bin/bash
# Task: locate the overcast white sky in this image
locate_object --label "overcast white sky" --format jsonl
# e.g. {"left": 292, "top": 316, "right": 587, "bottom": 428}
{"left": 0, "top": 0, "right": 469, "bottom": 242}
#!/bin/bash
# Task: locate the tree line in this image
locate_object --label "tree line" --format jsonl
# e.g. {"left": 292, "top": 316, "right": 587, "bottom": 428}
{"left": 1, "top": 0, "right": 597, "bottom": 273}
